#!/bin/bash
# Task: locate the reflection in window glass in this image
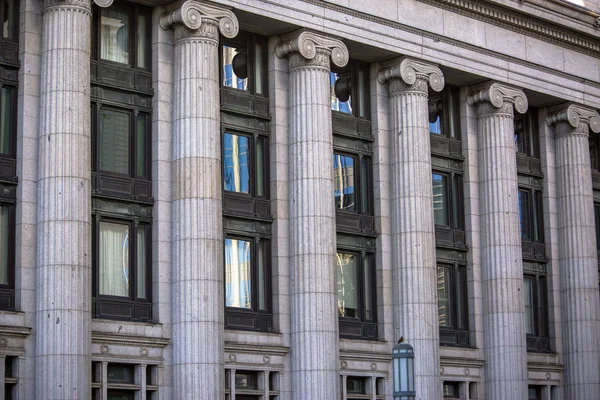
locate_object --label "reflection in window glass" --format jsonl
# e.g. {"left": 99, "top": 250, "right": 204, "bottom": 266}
{"left": 524, "top": 277, "right": 535, "bottom": 334}
{"left": 430, "top": 115, "right": 442, "bottom": 135}
{"left": 222, "top": 46, "right": 248, "bottom": 91}
{"left": 357, "top": 68, "right": 368, "bottom": 118}
{"left": 136, "top": 14, "right": 148, "bottom": 69}
{"left": 99, "top": 109, "right": 130, "bottom": 175}
{"left": 330, "top": 72, "right": 352, "bottom": 114}
{"left": 0, "top": 206, "right": 8, "bottom": 285}
{"left": 437, "top": 265, "right": 451, "bottom": 327}
{"left": 223, "top": 133, "right": 250, "bottom": 194}
{"left": 256, "top": 137, "right": 266, "bottom": 197}
{"left": 101, "top": 8, "right": 130, "bottom": 64}
{"left": 337, "top": 252, "right": 358, "bottom": 318}
{"left": 136, "top": 227, "right": 146, "bottom": 299}
{"left": 361, "top": 158, "right": 371, "bottom": 214}
{"left": 0, "top": 87, "right": 12, "bottom": 155}
{"left": 99, "top": 222, "right": 130, "bottom": 297}
{"left": 3, "top": 0, "right": 14, "bottom": 39}
{"left": 432, "top": 173, "right": 448, "bottom": 226}
{"left": 334, "top": 154, "right": 356, "bottom": 211}
{"left": 254, "top": 42, "right": 264, "bottom": 95}
{"left": 225, "top": 238, "right": 252, "bottom": 309}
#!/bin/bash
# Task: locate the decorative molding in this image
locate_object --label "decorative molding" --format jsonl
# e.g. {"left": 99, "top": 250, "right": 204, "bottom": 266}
{"left": 0, "top": 325, "right": 32, "bottom": 339}
{"left": 275, "top": 29, "right": 349, "bottom": 68}
{"left": 44, "top": 0, "right": 91, "bottom": 11}
{"left": 467, "top": 81, "right": 528, "bottom": 114}
{"left": 224, "top": 342, "right": 289, "bottom": 358}
{"left": 377, "top": 56, "right": 445, "bottom": 92}
{"left": 92, "top": 332, "right": 170, "bottom": 349}
{"left": 159, "top": 0, "right": 239, "bottom": 39}
{"left": 92, "top": 0, "right": 112, "bottom": 8}
{"left": 546, "top": 103, "right": 600, "bottom": 133}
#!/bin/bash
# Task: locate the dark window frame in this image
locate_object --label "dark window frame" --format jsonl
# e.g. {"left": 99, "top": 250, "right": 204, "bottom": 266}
{"left": 429, "top": 85, "right": 461, "bottom": 158}
{"left": 594, "top": 200, "right": 600, "bottom": 288}
{"left": 0, "top": 75, "right": 17, "bottom": 181}
{"left": 518, "top": 180, "right": 545, "bottom": 261}
{"left": 0, "top": 184, "right": 15, "bottom": 310}
{"left": 336, "top": 233, "right": 377, "bottom": 341}
{"left": 437, "top": 257, "right": 469, "bottom": 347}
{"left": 223, "top": 218, "right": 272, "bottom": 332}
{"left": 0, "top": 0, "right": 19, "bottom": 67}
{"left": 431, "top": 165, "right": 465, "bottom": 249}
{"left": 523, "top": 262, "right": 550, "bottom": 353}
{"left": 92, "top": 199, "right": 152, "bottom": 322}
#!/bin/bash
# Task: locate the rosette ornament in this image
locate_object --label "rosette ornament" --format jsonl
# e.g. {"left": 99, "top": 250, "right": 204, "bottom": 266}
{"left": 467, "top": 81, "right": 528, "bottom": 114}
{"left": 275, "top": 29, "right": 349, "bottom": 68}
{"left": 159, "top": 0, "right": 239, "bottom": 38}
{"left": 377, "top": 56, "right": 445, "bottom": 92}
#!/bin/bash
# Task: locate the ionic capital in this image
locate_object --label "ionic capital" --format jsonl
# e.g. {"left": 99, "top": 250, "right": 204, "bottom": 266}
{"left": 159, "top": 0, "right": 239, "bottom": 39}
{"left": 275, "top": 29, "right": 349, "bottom": 69}
{"left": 546, "top": 103, "right": 600, "bottom": 134}
{"left": 377, "top": 56, "right": 445, "bottom": 92}
{"left": 44, "top": 0, "right": 92, "bottom": 12}
{"left": 467, "top": 81, "right": 528, "bottom": 114}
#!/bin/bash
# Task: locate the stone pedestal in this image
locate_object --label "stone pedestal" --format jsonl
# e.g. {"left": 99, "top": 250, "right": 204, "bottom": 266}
{"left": 275, "top": 30, "right": 348, "bottom": 399}
{"left": 547, "top": 104, "right": 600, "bottom": 399}
{"left": 159, "top": 2, "right": 238, "bottom": 398}
{"left": 378, "top": 57, "right": 444, "bottom": 399}
{"left": 35, "top": 0, "right": 97, "bottom": 397}
{"left": 467, "top": 82, "right": 529, "bottom": 399}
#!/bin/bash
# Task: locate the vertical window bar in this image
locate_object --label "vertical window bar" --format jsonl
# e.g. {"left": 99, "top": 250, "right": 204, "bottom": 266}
{"left": 363, "top": 253, "right": 373, "bottom": 321}
{"left": 256, "top": 137, "right": 265, "bottom": 197}
{"left": 136, "top": 113, "right": 147, "bottom": 178}
{"left": 136, "top": 225, "right": 147, "bottom": 300}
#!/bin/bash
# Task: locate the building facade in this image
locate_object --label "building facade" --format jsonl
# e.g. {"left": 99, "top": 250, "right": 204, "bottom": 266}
{"left": 0, "top": 0, "right": 599, "bottom": 398}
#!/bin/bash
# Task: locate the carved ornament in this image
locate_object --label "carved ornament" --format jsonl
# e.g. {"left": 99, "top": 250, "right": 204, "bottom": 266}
{"left": 377, "top": 57, "right": 445, "bottom": 92}
{"left": 546, "top": 103, "right": 600, "bottom": 133}
{"left": 467, "top": 82, "right": 528, "bottom": 114}
{"left": 159, "top": 0, "right": 239, "bottom": 39}
{"left": 93, "top": 0, "right": 112, "bottom": 7}
{"left": 275, "top": 29, "right": 349, "bottom": 68}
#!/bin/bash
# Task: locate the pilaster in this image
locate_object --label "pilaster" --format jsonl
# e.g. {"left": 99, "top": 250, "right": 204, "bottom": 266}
{"left": 275, "top": 29, "right": 348, "bottom": 400}
{"left": 546, "top": 103, "right": 600, "bottom": 400}
{"left": 36, "top": 0, "right": 94, "bottom": 397}
{"left": 159, "top": 1, "right": 238, "bottom": 398}
{"left": 378, "top": 56, "right": 444, "bottom": 399}
{"left": 467, "top": 81, "right": 528, "bottom": 399}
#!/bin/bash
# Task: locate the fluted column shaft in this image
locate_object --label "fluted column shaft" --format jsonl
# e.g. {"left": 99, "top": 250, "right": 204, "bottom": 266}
{"left": 287, "top": 50, "right": 339, "bottom": 399}
{"left": 36, "top": 0, "right": 92, "bottom": 398}
{"left": 476, "top": 101, "right": 527, "bottom": 398}
{"left": 388, "top": 78, "right": 441, "bottom": 398}
{"left": 553, "top": 118, "right": 600, "bottom": 399}
{"left": 170, "top": 21, "right": 223, "bottom": 399}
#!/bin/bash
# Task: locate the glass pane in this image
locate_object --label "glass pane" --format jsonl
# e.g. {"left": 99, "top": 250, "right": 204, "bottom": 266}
{"left": 101, "top": 8, "right": 130, "bottom": 64}
{"left": 99, "top": 222, "right": 130, "bottom": 297}
{"left": 256, "top": 137, "right": 265, "bottom": 197}
{"left": 107, "top": 391, "right": 134, "bottom": 400}
{"left": 524, "top": 277, "right": 535, "bottom": 334}
{"left": 136, "top": 14, "right": 148, "bottom": 69}
{"left": 235, "top": 371, "right": 258, "bottom": 389}
{"left": 330, "top": 72, "right": 352, "bottom": 114}
{"left": 333, "top": 154, "right": 356, "bottom": 211}
{"left": 225, "top": 238, "right": 252, "bottom": 309}
{"left": 136, "top": 114, "right": 147, "bottom": 178}
{"left": 258, "top": 241, "right": 266, "bottom": 311}
{"left": 519, "top": 190, "right": 531, "bottom": 240}
{"left": 430, "top": 115, "right": 442, "bottom": 134}
{"left": 2, "top": 0, "right": 14, "bottom": 39}
{"left": 0, "top": 87, "right": 13, "bottom": 155}
{"left": 361, "top": 157, "right": 371, "bottom": 214}
{"left": 107, "top": 364, "right": 135, "bottom": 383}
{"left": 254, "top": 42, "right": 264, "bottom": 95}
{"left": 346, "top": 377, "right": 366, "bottom": 394}
{"left": 222, "top": 45, "right": 248, "bottom": 90}
{"left": 437, "top": 265, "right": 451, "bottom": 327}
{"left": 223, "top": 133, "right": 250, "bottom": 194}
{"left": 432, "top": 173, "right": 448, "bottom": 226}
{"left": 364, "top": 254, "right": 373, "bottom": 321}
{"left": 336, "top": 252, "right": 358, "bottom": 318}
{"left": 443, "top": 382, "right": 459, "bottom": 397}
{"left": 358, "top": 68, "right": 368, "bottom": 118}
{"left": 0, "top": 206, "right": 9, "bottom": 285}
{"left": 456, "top": 267, "right": 467, "bottom": 329}
{"left": 595, "top": 204, "right": 600, "bottom": 251}
{"left": 136, "top": 227, "right": 147, "bottom": 299}
{"left": 515, "top": 114, "right": 528, "bottom": 155}
{"left": 99, "top": 109, "right": 130, "bottom": 175}
{"left": 533, "top": 191, "right": 543, "bottom": 243}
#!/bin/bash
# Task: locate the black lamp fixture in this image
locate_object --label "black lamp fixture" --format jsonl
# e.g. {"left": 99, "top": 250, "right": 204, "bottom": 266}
{"left": 334, "top": 76, "right": 352, "bottom": 102}
{"left": 232, "top": 52, "right": 248, "bottom": 79}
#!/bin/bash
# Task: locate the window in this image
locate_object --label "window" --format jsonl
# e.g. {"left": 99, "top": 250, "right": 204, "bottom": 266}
{"left": 528, "top": 385, "right": 542, "bottom": 400}
{"left": 595, "top": 200, "right": 600, "bottom": 288}
{"left": 0, "top": 0, "right": 18, "bottom": 66}
{"left": 92, "top": 362, "right": 158, "bottom": 400}
{"left": 437, "top": 262, "right": 469, "bottom": 346}
{"left": 220, "top": 32, "right": 272, "bottom": 332}
{"left": 330, "top": 64, "right": 369, "bottom": 119}
{"left": 430, "top": 86, "right": 468, "bottom": 347}
{"left": 3, "top": 356, "right": 17, "bottom": 400}
{"left": 91, "top": 2, "right": 152, "bottom": 321}
{"left": 523, "top": 262, "right": 549, "bottom": 352}
{"left": 443, "top": 382, "right": 460, "bottom": 399}
{"left": 340, "top": 375, "right": 385, "bottom": 400}
{"left": 0, "top": 185, "right": 14, "bottom": 310}
{"left": 225, "top": 369, "right": 280, "bottom": 400}
{"left": 518, "top": 187, "right": 544, "bottom": 245}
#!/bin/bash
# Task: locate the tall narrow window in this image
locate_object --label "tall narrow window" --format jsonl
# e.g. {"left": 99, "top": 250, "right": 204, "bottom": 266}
{"left": 523, "top": 263, "right": 549, "bottom": 352}
{"left": 91, "top": 2, "right": 153, "bottom": 322}
{"left": 430, "top": 85, "right": 468, "bottom": 347}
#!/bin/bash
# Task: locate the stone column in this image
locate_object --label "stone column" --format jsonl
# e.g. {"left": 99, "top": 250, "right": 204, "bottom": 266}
{"left": 546, "top": 104, "right": 600, "bottom": 399}
{"left": 378, "top": 57, "right": 445, "bottom": 399}
{"left": 35, "top": 0, "right": 108, "bottom": 397}
{"left": 275, "top": 30, "right": 348, "bottom": 399}
{"left": 467, "top": 82, "right": 529, "bottom": 399}
{"left": 159, "top": 2, "right": 238, "bottom": 399}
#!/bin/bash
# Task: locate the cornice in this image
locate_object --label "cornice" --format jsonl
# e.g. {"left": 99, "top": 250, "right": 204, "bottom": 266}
{"left": 0, "top": 325, "right": 31, "bottom": 339}
{"left": 416, "top": 0, "right": 600, "bottom": 57}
